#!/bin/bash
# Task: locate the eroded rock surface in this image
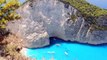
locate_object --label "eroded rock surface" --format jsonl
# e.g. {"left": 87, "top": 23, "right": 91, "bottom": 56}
{"left": 6, "top": 0, "right": 107, "bottom": 48}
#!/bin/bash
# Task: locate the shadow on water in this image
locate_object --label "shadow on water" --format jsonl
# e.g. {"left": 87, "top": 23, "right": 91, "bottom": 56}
{"left": 30, "top": 37, "right": 107, "bottom": 49}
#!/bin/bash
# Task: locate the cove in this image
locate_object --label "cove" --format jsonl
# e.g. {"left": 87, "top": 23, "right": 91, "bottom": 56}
{"left": 25, "top": 38, "right": 107, "bottom": 60}
{"left": 86, "top": 0, "right": 107, "bottom": 9}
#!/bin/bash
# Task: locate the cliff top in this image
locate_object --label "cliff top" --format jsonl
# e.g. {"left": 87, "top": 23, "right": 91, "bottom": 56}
{"left": 64, "top": 0, "right": 107, "bottom": 17}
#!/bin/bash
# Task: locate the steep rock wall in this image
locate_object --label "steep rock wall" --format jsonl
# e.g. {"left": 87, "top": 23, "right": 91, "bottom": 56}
{"left": 6, "top": 0, "right": 107, "bottom": 48}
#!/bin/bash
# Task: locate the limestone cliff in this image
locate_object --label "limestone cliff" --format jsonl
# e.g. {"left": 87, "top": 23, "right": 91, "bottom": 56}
{"left": 6, "top": 0, "right": 107, "bottom": 48}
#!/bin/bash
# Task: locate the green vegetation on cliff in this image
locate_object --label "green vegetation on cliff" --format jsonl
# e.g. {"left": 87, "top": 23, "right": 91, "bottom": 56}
{"left": 64, "top": 0, "right": 107, "bottom": 30}
{"left": 0, "top": 0, "right": 21, "bottom": 28}
{"left": 65, "top": 0, "right": 107, "bottom": 17}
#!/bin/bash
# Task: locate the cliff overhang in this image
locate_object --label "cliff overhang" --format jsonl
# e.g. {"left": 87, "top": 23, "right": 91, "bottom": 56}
{"left": 6, "top": 0, "right": 107, "bottom": 48}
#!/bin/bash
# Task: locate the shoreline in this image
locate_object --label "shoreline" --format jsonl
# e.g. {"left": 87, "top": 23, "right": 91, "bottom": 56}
{"left": 21, "top": 38, "right": 107, "bottom": 60}
{"left": 23, "top": 37, "right": 107, "bottom": 49}
{"left": 20, "top": 48, "right": 27, "bottom": 56}
{"left": 20, "top": 48, "right": 29, "bottom": 58}
{"left": 20, "top": 48, "right": 36, "bottom": 60}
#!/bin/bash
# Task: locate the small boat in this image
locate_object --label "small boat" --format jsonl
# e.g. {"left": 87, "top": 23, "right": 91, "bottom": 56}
{"left": 56, "top": 44, "right": 61, "bottom": 46}
{"left": 64, "top": 51, "right": 68, "bottom": 56}
{"left": 47, "top": 51, "right": 55, "bottom": 54}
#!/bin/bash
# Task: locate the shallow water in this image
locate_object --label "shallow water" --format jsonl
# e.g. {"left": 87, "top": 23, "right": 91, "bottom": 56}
{"left": 26, "top": 38, "right": 107, "bottom": 60}
{"left": 86, "top": 0, "right": 107, "bottom": 9}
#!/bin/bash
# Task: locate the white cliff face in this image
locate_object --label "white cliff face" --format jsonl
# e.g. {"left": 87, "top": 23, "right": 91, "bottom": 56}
{"left": 7, "top": 0, "right": 107, "bottom": 48}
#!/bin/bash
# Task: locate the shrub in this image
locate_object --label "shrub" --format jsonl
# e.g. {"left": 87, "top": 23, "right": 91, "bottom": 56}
{"left": 0, "top": 0, "right": 21, "bottom": 28}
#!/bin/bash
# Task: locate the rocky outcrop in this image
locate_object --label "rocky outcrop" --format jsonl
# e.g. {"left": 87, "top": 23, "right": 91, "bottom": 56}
{"left": 6, "top": 0, "right": 107, "bottom": 48}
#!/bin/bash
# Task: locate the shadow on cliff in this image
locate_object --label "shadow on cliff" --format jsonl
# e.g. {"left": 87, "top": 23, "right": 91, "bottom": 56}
{"left": 30, "top": 37, "right": 107, "bottom": 49}
{"left": 49, "top": 37, "right": 107, "bottom": 47}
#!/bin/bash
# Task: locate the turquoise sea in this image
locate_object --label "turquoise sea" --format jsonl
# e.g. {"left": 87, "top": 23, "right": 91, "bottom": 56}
{"left": 21, "top": 0, "right": 107, "bottom": 60}
{"left": 26, "top": 38, "right": 107, "bottom": 60}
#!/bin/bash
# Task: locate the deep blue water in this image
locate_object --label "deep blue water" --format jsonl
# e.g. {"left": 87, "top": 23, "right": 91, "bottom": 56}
{"left": 26, "top": 38, "right": 107, "bottom": 60}
{"left": 86, "top": 0, "right": 107, "bottom": 9}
